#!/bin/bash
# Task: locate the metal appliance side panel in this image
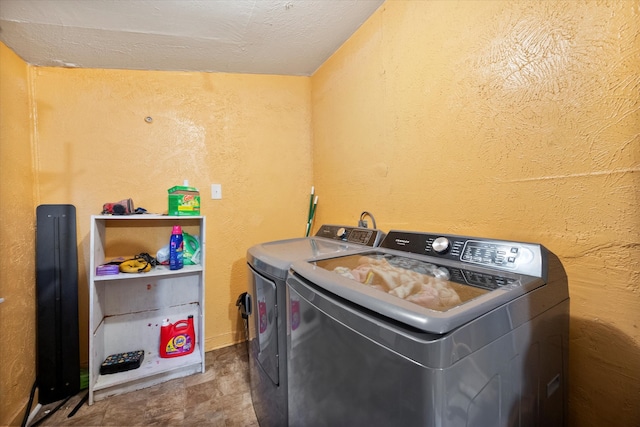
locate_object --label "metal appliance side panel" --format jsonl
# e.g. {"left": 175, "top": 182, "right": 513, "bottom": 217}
{"left": 248, "top": 266, "right": 279, "bottom": 386}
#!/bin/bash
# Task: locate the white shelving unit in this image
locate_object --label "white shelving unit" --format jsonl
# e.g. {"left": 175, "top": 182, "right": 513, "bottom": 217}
{"left": 88, "top": 215, "right": 206, "bottom": 404}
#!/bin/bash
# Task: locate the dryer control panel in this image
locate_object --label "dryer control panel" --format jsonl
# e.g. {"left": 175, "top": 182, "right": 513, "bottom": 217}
{"left": 316, "top": 224, "right": 386, "bottom": 247}
{"left": 381, "top": 230, "right": 544, "bottom": 278}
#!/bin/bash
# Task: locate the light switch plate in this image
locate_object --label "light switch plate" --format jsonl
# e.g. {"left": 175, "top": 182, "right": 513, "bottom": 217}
{"left": 211, "top": 184, "right": 222, "bottom": 199}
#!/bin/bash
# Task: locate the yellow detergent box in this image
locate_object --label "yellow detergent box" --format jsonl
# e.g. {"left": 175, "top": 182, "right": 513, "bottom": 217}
{"left": 168, "top": 186, "right": 200, "bottom": 216}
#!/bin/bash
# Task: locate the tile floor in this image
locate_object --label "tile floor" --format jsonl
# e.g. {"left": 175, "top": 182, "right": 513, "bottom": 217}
{"left": 30, "top": 343, "right": 259, "bottom": 426}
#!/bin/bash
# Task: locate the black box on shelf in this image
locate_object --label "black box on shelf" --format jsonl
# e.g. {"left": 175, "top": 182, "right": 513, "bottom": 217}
{"left": 100, "top": 350, "right": 145, "bottom": 375}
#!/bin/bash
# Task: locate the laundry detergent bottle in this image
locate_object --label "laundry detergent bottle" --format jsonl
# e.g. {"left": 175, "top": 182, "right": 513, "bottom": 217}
{"left": 169, "top": 225, "right": 184, "bottom": 270}
{"left": 160, "top": 315, "right": 195, "bottom": 358}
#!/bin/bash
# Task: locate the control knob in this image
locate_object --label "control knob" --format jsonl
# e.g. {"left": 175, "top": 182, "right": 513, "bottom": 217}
{"left": 336, "top": 227, "right": 347, "bottom": 239}
{"left": 432, "top": 237, "right": 450, "bottom": 254}
{"left": 434, "top": 267, "right": 450, "bottom": 280}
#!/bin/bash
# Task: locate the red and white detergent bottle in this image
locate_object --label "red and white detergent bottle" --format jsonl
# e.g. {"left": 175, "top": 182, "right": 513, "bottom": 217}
{"left": 160, "top": 315, "right": 195, "bottom": 358}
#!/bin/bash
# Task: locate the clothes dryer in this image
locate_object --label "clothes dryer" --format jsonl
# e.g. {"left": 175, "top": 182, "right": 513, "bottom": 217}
{"left": 242, "top": 225, "right": 385, "bottom": 427}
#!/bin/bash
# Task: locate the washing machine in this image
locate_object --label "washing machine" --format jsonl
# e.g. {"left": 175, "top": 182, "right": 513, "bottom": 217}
{"left": 286, "top": 230, "right": 569, "bottom": 427}
{"left": 241, "top": 224, "right": 385, "bottom": 427}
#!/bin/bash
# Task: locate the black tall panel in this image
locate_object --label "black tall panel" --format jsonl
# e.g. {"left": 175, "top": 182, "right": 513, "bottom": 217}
{"left": 35, "top": 204, "right": 80, "bottom": 404}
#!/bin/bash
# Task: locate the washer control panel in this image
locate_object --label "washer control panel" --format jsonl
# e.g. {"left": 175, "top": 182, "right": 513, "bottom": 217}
{"left": 381, "top": 230, "right": 544, "bottom": 277}
{"left": 461, "top": 240, "right": 535, "bottom": 269}
{"left": 315, "top": 224, "right": 386, "bottom": 247}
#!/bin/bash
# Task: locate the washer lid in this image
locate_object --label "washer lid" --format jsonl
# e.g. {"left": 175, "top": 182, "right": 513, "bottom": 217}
{"left": 289, "top": 250, "right": 545, "bottom": 334}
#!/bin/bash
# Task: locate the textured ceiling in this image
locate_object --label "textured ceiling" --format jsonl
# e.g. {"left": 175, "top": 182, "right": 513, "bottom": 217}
{"left": 0, "top": 0, "right": 384, "bottom": 76}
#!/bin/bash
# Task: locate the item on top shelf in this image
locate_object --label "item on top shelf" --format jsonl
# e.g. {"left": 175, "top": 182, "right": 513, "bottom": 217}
{"left": 119, "top": 253, "right": 157, "bottom": 273}
{"left": 100, "top": 199, "right": 148, "bottom": 215}
{"left": 100, "top": 350, "right": 145, "bottom": 375}
{"left": 101, "top": 198, "right": 134, "bottom": 215}
{"left": 160, "top": 316, "right": 195, "bottom": 358}
{"left": 169, "top": 226, "right": 184, "bottom": 270}
{"left": 168, "top": 185, "right": 200, "bottom": 216}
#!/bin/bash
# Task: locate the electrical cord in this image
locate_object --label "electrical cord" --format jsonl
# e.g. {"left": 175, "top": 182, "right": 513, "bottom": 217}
{"left": 20, "top": 381, "right": 37, "bottom": 427}
{"left": 358, "top": 211, "right": 378, "bottom": 229}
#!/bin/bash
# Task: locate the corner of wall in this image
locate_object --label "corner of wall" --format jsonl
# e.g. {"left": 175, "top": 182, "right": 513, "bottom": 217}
{"left": 0, "top": 41, "right": 38, "bottom": 427}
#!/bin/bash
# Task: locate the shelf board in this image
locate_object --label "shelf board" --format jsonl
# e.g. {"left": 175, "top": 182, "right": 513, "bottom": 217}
{"left": 92, "top": 214, "right": 204, "bottom": 220}
{"left": 94, "top": 264, "right": 203, "bottom": 281}
{"left": 93, "top": 346, "right": 203, "bottom": 392}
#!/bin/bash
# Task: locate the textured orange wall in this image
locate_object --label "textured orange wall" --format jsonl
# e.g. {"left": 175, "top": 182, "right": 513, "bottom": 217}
{"left": 312, "top": 1, "right": 639, "bottom": 426}
{"left": 0, "top": 43, "right": 37, "bottom": 425}
{"left": 1, "top": 49, "right": 312, "bottom": 422}
{"left": 29, "top": 67, "right": 312, "bottom": 354}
